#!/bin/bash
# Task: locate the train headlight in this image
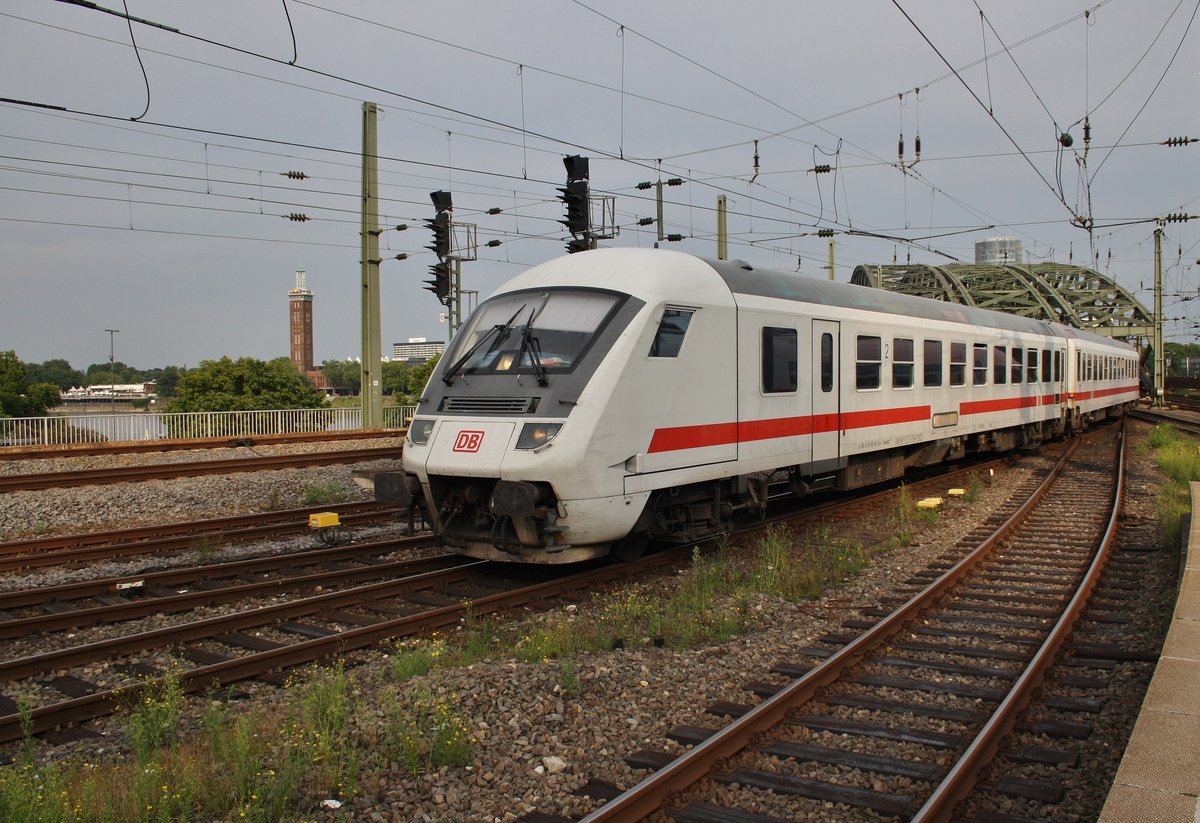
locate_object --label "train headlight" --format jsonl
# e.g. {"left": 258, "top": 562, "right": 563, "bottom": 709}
{"left": 408, "top": 418, "right": 435, "bottom": 445}
{"left": 516, "top": 422, "right": 562, "bottom": 450}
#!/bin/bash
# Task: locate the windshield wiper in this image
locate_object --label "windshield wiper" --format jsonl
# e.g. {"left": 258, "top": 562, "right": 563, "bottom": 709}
{"left": 441, "top": 305, "right": 524, "bottom": 386}
{"left": 515, "top": 294, "right": 550, "bottom": 387}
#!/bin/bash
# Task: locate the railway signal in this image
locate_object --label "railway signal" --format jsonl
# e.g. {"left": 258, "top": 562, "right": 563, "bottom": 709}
{"left": 425, "top": 260, "right": 450, "bottom": 302}
{"left": 426, "top": 211, "right": 451, "bottom": 258}
{"left": 558, "top": 155, "right": 593, "bottom": 253}
{"left": 424, "top": 191, "right": 453, "bottom": 306}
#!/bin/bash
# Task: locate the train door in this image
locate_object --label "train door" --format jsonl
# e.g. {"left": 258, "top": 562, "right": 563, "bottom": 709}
{"left": 812, "top": 320, "right": 840, "bottom": 463}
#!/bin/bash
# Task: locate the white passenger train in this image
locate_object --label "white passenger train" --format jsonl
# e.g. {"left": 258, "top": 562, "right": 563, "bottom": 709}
{"left": 383, "top": 248, "right": 1139, "bottom": 563}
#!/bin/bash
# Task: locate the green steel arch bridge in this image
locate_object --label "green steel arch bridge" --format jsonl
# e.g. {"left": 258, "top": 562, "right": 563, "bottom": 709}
{"left": 849, "top": 262, "right": 1154, "bottom": 340}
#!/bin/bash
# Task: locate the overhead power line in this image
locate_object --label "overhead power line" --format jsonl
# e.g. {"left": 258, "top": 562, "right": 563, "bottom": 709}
{"left": 889, "top": 0, "right": 1087, "bottom": 226}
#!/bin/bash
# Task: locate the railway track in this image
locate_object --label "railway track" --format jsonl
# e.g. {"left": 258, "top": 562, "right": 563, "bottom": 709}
{"left": 0, "top": 501, "right": 403, "bottom": 572}
{"left": 520, "top": 423, "right": 1128, "bottom": 822}
{"left": 0, "top": 445, "right": 400, "bottom": 492}
{"left": 0, "top": 453, "right": 1015, "bottom": 750}
{"left": 1164, "top": 393, "right": 1200, "bottom": 413}
{"left": 0, "top": 427, "right": 401, "bottom": 460}
{"left": 1128, "top": 405, "right": 1200, "bottom": 436}
{"left": 0, "top": 537, "right": 456, "bottom": 639}
{"left": 0, "top": 543, "right": 692, "bottom": 746}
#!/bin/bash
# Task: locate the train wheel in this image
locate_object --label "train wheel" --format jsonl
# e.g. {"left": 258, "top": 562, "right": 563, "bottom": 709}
{"left": 612, "top": 534, "right": 648, "bottom": 562}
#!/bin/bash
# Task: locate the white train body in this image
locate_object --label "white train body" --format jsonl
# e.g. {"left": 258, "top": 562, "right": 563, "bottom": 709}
{"left": 393, "top": 248, "right": 1138, "bottom": 562}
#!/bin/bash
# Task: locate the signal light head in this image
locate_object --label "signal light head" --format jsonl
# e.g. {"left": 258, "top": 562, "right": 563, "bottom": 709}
{"left": 563, "top": 154, "right": 589, "bottom": 182}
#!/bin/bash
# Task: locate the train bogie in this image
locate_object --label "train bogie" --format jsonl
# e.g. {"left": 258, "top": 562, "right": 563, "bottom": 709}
{"left": 390, "top": 248, "right": 1138, "bottom": 563}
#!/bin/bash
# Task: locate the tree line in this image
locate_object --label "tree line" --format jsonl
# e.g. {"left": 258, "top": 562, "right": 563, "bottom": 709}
{"left": 0, "top": 351, "right": 440, "bottom": 419}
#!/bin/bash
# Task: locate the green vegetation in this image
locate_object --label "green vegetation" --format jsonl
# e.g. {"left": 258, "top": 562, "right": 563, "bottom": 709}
{"left": 123, "top": 669, "right": 186, "bottom": 762}
{"left": 320, "top": 354, "right": 441, "bottom": 403}
{"left": 0, "top": 500, "right": 935, "bottom": 821}
{"left": 0, "top": 351, "right": 61, "bottom": 418}
{"left": 379, "top": 684, "right": 474, "bottom": 775}
{"left": 166, "top": 356, "right": 325, "bottom": 415}
{"left": 161, "top": 356, "right": 326, "bottom": 435}
{"left": 0, "top": 662, "right": 377, "bottom": 823}
{"left": 386, "top": 525, "right": 877, "bottom": 675}
{"left": 188, "top": 535, "right": 224, "bottom": 561}
{"left": 1165, "top": 342, "right": 1200, "bottom": 377}
{"left": 22, "top": 359, "right": 85, "bottom": 391}
{"left": 302, "top": 480, "right": 351, "bottom": 506}
{"left": 15, "top": 357, "right": 183, "bottom": 399}
{"left": 1141, "top": 424, "right": 1197, "bottom": 551}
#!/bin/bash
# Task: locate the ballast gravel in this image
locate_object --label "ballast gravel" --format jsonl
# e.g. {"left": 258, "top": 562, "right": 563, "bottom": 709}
{"left": 0, "top": 426, "right": 1173, "bottom": 823}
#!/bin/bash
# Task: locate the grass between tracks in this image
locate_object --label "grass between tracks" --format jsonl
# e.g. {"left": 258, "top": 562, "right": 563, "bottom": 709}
{"left": 1140, "top": 423, "right": 1199, "bottom": 553}
{"left": 0, "top": 506, "right": 925, "bottom": 821}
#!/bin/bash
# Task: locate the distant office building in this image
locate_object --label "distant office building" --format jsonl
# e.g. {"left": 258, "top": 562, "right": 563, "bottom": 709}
{"left": 289, "top": 265, "right": 315, "bottom": 374}
{"left": 393, "top": 337, "right": 445, "bottom": 364}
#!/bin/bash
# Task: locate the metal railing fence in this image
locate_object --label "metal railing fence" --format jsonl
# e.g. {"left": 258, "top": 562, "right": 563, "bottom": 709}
{"left": 0, "top": 406, "right": 415, "bottom": 447}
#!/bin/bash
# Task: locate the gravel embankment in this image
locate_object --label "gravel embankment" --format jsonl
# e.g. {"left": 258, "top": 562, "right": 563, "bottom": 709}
{"left": 0, "top": 438, "right": 401, "bottom": 542}
{"left": 0, "top": 426, "right": 1173, "bottom": 823}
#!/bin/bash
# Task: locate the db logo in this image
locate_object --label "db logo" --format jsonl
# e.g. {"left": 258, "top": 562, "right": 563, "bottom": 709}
{"left": 452, "top": 430, "right": 484, "bottom": 453}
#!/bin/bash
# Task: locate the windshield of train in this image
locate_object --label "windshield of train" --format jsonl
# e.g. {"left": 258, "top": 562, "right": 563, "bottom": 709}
{"left": 442, "top": 289, "right": 620, "bottom": 379}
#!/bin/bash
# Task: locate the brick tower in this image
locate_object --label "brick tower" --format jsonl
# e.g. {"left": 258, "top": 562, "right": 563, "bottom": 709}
{"left": 288, "top": 265, "right": 314, "bottom": 373}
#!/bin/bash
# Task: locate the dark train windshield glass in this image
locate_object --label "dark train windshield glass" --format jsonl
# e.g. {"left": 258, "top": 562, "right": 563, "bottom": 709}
{"left": 443, "top": 289, "right": 621, "bottom": 376}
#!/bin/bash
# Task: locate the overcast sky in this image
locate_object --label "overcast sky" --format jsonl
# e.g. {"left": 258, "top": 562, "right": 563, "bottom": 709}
{"left": 2, "top": 0, "right": 1197, "bottom": 371}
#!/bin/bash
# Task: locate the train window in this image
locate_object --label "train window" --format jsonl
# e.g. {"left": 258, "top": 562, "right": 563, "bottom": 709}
{"left": 1011, "top": 347, "right": 1023, "bottom": 384}
{"left": 923, "top": 340, "right": 943, "bottom": 387}
{"left": 762, "top": 327, "right": 798, "bottom": 393}
{"left": 649, "top": 308, "right": 694, "bottom": 358}
{"left": 1042, "top": 349, "right": 1052, "bottom": 382}
{"left": 856, "top": 335, "right": 881, "bottom": 390}
{"left": 443, "top": 288, "right": 622, "bottom": 379}
{"left": 994, "top": 346, "right": 1007, "bottom": 385}
{"left": 1027, "top": 349, "right": 1038, "bottom": 384}
{"left": 1055, "top": 351, "right": 1062, "bottom": 383}
{"left": 973, "top": 344, "right": 988, "bottom": 385}
{"left": 821, "top": 333, "right": 834, "bottom": 393}
{"left": 893, "top": 337, "right": 914, "bottom": 389}
{"left": 1077, "top": 351, "right": 1082, "bottom": 382}
{"left": 950, "top": 342, "right": 966, "bottom": 387}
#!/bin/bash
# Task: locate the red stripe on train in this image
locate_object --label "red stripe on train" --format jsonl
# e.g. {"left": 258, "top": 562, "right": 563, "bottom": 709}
{"left": 647, "top": 405, "right": 930, "bottom": 454}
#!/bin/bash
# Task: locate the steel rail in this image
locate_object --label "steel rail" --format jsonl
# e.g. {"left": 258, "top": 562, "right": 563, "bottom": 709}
{"left": 0, "top": 428, "right": 401, "bottom": 460}
{"left": 0, "top": 501, "right": 398, "bottom": 556}
{"left": 911, "top": 421, "right": 1125, "bottom": 822}
{"left": 0, "top": 449, "right": 1036, "bottom": 746}
{"left": 1128, "top": 407, "right": 1200, "bottom": 436}
{"left": 0, "top": 507, "right": 404, "bottom": 573}
{"left": 0, "top": 540, "right": 451, "bottom": 638}
{"left": 0, "top": 445, "right": 400, "bottom": 492}
{"left": 574, "top": 435, "right": 1086, "bottom": 823}
{"left": 0, "top": 535, "right": 432, "bottom": 610}
{"left": 0, "top": 547, "right": 690, "bottom": 743}
{"left": 0, "top": 556, "right": 482, "bottom": 683}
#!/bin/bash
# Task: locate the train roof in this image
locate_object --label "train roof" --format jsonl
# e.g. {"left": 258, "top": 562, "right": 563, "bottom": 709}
{"left": 496, "top": 249, "right": 1133, "bottom": 351}
{"left": 704, "top": 256, "right": 1132, "bottom": 349}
